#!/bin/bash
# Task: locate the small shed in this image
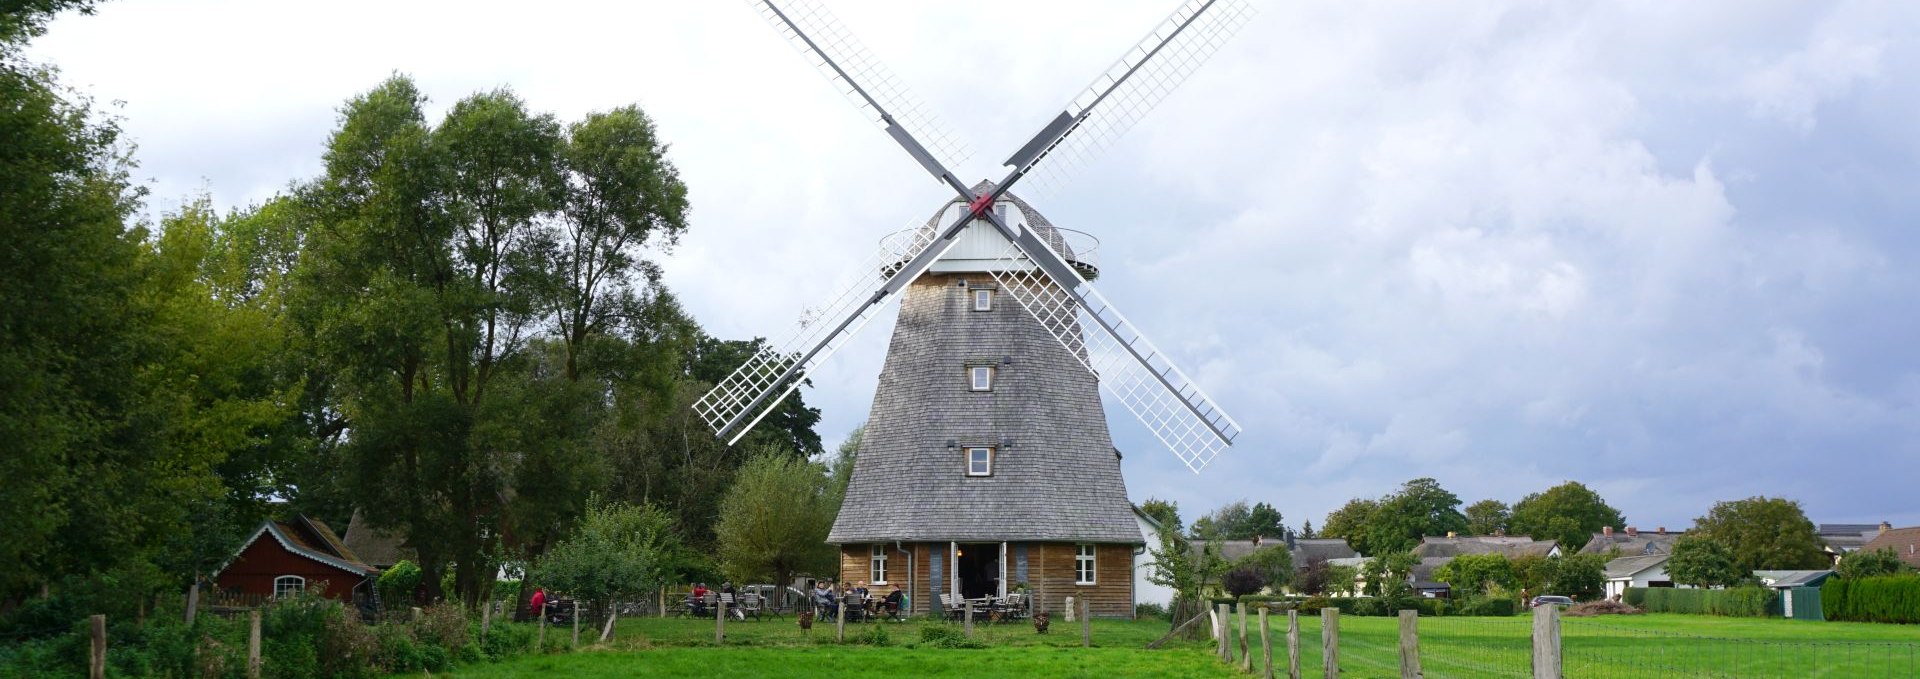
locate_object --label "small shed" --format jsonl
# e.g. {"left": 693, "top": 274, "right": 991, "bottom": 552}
{"left": 1755, "top": 570, "right": 1833, "bottom": 620}
{"left": 212, "top": 515, "right": 376, "bottom": 607}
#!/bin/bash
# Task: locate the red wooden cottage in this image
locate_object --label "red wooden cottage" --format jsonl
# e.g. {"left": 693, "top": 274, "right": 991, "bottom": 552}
{"left": 211, "top": 515, "right": 377, "bottom": 606}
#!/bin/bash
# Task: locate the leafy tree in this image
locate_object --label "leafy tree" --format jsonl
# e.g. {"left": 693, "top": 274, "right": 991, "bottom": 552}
{"left": 1222, "top": 567, "right": 1267, "bottom": 600}
{"left": 714, "top": 448, "right": 839, "bottom": 591}
{"left": 1465, "top": 499, "right": 1511, "bottom": 536}
{"left": 1146, "top": 502, "right": 1225, "bottom": 632}
{"left": 1325, "top": 564, "right": 1361, "bottom": 597}
{"left": 1190, "top": 501, "right": 1250, "bottom": 541}
{"left": 1299, "top": 520, "right": 1316, "bottom": 539}
{"left": 1322, "top": 498, "right": 1380, "bottom": 555}
{"left": 1667, "top": 535, "right": 1743, "bottom": 588}
{"left": 534, "top": 496, "right": 681, "bottom": 612}
{"left": 1692, "top": 496, "right": 1827, "bottom": 571}
{"left": 686, "top": 336, "right": 823, "bottom": 457}
{"left": 1837, "top": 548, "right": 1911, "bottom": 580}
{"left": 1237, "top": 545, "right": 1293, "bottom": 592}
{"left": 1246, "top": 503, "right": 1287, "bottom": 540}
{"left": 826, "top": 424, "right": 863, "bottom": 500}
{"left": 1363, "top": 478, "right": 1468, "bottom": 554}
{"left": 1139, "top": 498, "right": 1183, "bottom": 536}
{"left": 1511, "top": 555, "right": 1552, "bottom": 596}
{"left": 1361, "top": 551, "right": 1418, "bottom": 596}
{"left": 1545, "top": 554, "right": 1606, "bottom": 601}
{"left": 1433, "top": 553, "right": 1516, "bottom": 595}
{"left": 1291, "top": 558, "right": 1330, "bottom": 596}
{"left": 1507, "top": 482, "right": 1625, "bottom": 552}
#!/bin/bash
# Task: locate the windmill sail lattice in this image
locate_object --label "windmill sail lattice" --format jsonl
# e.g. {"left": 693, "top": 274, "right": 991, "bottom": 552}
{"left": 985, "top": 236, "right": 1241, "bottom": 472}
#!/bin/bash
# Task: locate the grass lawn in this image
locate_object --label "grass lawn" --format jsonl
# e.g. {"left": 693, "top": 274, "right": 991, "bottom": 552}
{"left": 426, "top": 612, "right": 1918, "bottom": 678}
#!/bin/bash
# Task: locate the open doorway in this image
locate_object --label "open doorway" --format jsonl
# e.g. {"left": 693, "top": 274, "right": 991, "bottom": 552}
{"left": 955, "top": 543, "right": 1001, "bottom": 599}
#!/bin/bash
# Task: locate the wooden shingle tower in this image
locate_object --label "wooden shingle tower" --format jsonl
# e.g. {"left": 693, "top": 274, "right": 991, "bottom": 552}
{"left": 694, "top": 0, "right": 1254, "bottom": 619}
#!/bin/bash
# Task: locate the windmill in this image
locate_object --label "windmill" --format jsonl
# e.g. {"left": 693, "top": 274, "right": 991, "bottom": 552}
{"left": 696, "top": 0, "right": 1252, "bottom": 616}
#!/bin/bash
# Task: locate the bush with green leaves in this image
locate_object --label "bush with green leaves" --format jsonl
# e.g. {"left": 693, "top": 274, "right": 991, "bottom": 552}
{"left": 534, "top": 495, "right": 681, "bottom": 614}
{"left": 1631, "top": 586, "right": 1775, "bottom": 617}
{"left": 1822, "top": 575, "right": 1920, "bottom": 623}
{"left": 378, "top": 560, "right": 423, "bottom": 610}
{"left": 1837, "top": 548, "right": 1913, "bottom": 580}
{"left": 1135, "top": 602, "right": 1169, "bottom": 620}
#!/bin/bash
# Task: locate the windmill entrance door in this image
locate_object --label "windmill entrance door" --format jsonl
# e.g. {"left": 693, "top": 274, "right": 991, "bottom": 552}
{"left": 955, "top": 543, "right": 1003, "bottom": 600}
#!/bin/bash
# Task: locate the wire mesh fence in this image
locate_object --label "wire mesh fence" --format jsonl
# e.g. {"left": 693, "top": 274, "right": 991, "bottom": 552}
{"left": 1562, "top": 616, "right": 1920, "bottom": 679}
{"left": 1418, "top": 615, "right": 1535, "bottom": 678}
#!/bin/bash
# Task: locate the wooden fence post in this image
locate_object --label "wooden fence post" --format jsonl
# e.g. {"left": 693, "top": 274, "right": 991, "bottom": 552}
{"left": 835, "top": 597, "right": 845, "bottom": 643}
{"left": 480, "top": 602, "right": 492, "bottom": 640}
{"left": 89, "top": 614, "right": 105, "bottom": 679}
{"left": 600, "top": 608, "right": 619, "bottom": 643}
{"left": 538, "top": 607, "right": 547, "bottom": 649}
{"left": 1080, "top": 597, "right": 1091, "bottom": 648}
{"left": 658, "top": 588, "right": 666, "bottom": 619}
{"left": 1216, "top": 603, "right": 1229, "bottom": 661}
{"left": 572, "top": 601, "right": 581, "bottom": 647}
{"left": 1398, "top": 609, "right": 1422, "bottom": 679}
{"left": 1287, "top": 609, "right": 1301, "bottom": 679}
{"left": 1321, "top": 608, "right": 1339, "bottom": 679}
{"left": 185, "top": 582, "right": 200, "bottom": 624}
{"left": 1239, "top": 603, "right": 1251, "bottom": 672}
{"left": 964, "top": 600, "right": 974, "bottom": 638}
{"left": 1260, "top": 608, "right": 1274, "bottom": 679}
{"left": 716, "top": 598, "right": 727, "bottom": 644}
{"left": 1532, "top": 604, "right": 1561, "bottom": 679}
{"left": 247, "top": 609, "right": 262, "bottom": 679}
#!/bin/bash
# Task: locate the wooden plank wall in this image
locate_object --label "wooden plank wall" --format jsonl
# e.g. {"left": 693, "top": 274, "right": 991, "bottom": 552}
{"left": 836, "top": 542, "right": 1134, "bottom": 618}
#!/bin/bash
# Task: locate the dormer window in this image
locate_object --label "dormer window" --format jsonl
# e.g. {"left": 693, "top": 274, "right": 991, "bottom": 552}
{"left": 966, "top": 447, "right": 994, "bottom": 476}
{"left": 969, "top": 366, "right": 994, "bottom": 391}
{"left": 973, "top": 288, "right": 994, "bottom": 311}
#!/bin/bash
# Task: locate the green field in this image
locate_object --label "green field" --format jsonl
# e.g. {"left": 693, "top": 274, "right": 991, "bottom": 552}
{"left": 429, "top": 613, "right": 1919, "bottom": 678}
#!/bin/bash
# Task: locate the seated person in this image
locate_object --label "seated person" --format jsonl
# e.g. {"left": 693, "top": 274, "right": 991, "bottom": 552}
{"left": 883, "top": 584, "right": 905, "bottom": 617}
{"left": 690, "top": 582, "right": 710, "bottom": 616}
{"left": 811, "top": 581, "right": 836, "bottom": 617}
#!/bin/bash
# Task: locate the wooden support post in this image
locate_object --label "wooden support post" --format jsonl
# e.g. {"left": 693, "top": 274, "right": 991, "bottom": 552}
{"left": 481, "top": 603, "right": 492, "bottom": 639}
{"left": 1260, "top": 608, "right": 1274, "bottom": 679}
{"left": 1239, "top": 603, "right": 1251, "bottom": 672}
{"left": 964, "top": 600, "right": 974, "bottom": 637}
{"left": 89, "top": 614, "right": 106, "bottom": 679}
{"left": 1216, "top": 603, "right": 1229, "bottom": 661}
{"left": 1080, "top": 597, "right": 1091, "bottom": 648}
{"left": 185, "top": 582, "right": 200, "bottom": 624}
{"left": 572, "top": 601, "right": 581, "bottom": 647}
{"left": 600, "top": 609, "right": 619, "bottom": 643}
{"left": 658, "top": 588, "right": 666, "bottom": 618}
{"left": 1287, "top": 610, "right": 1301, "bottom": 679}
{"left": 716, "top": 599, "right": 727, "bottom": 644}
{"left": 538, "top": 608, "right": 547, "bottom": 649}
{"left": 1321, "top": 608, "right": 1339, "bottom": 679}
{"left": 247, "top": 609, "right": 262, "bottom": 679}
{"left": 1145, "top": 609, "right": 1211, "bottom": 649}
{"left": 835, "top": 597, "right": 845, "bottom": 643}
{"left": 1532, "top": 604, "right": 1561, "bottom": 679}
{"left": 1399, "top": 609, "right": 1422, "bottom": 679}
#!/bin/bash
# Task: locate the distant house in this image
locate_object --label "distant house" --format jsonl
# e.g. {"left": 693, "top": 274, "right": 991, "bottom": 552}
{"left": 1818, "top": 522, "right": 1889, "bottom": 563}
{"left": 1412, "top": 534, "right": 1559, "bottom": 560}
{"left": 1602, "top": 554, "right": 1672, "bottom": 600}
{"left": 1857, "top": 525, "right": 1920, "bottom": 570}
{"left": 1580, "top": 526, "right": 1684, "bottom": 556}
{"left": 341, "top": 510, "right": 416, "bottom": 571}
{"left": 1133, "top": 506, "right": 1174, "bottom": 607}
{"left": 1290, "top": 537, "right": 1359, "bottom": 566}
{"left": 212, "top": 515, "right": 376, "bottom": 606}
{"left": 1754, "top": 570, "right": 1834, "bottom": 619}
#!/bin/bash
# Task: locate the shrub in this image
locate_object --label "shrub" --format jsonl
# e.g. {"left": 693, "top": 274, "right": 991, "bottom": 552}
{"left": 1622, "top": 588, "right": 1647, "bottom": 608}
{"left": 1135, "top": 602, "right": 1168, "bottom": 620}
{"left": 1456, "top": 596, "right": 1518, "bottom": 617}
{"left": 1822, "top": 575, "right": 1920, "bottom": 624}
{"left": 1565, "top": 600, "right": 1641, "bottom": 617}
{"left": 855, "top": 623, "right": 892, "bottom": 646}
{"left": 379, "top": 560, "right": 424, "bottom": 610}
{"left": 917, "top": 624, "right": 986, "bottom": 649}
{"left": 1628, "top": 586, "right": 1775, "bottom": 617}
{"left": 1222, "top": 567, "right": 1268, "bottom": 599}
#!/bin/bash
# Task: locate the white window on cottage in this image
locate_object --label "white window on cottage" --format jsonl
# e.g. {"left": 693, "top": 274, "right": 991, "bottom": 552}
{"left": 1075, "top": 544, "right": 1096, "bottom": 585}
{"left": 966, "top": 447, "right": 994, "bottom": 477}
{"left": 973, "top": 288, "right": 994, "bottom": 311}
{"left": 871, "top": 545, "right": 888, "bottom": 584}
{"left": 970, "top": 366, "right": 994, "bottom": 391}
{"left": 274, "top": 575, "right": 305, "bottom": 599}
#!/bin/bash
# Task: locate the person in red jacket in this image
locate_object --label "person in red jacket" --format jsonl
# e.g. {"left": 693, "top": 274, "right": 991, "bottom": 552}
{"left": 530, "top": 587, "right": 547, "bottom": 620}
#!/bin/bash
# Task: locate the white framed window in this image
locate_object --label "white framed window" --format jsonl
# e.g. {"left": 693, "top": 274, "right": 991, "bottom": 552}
{"left": 870, "top": 544, "right": 889, "bottom": 584}
{"left": 1074, "top": 544, "right": 1096, "bottom": 585}
{"left": 274, "top": 575, "right": 305, "bottom": 599}
{"left": 966, "top": 447, "right": 994, "bottom": 477}
{"left": 969, "top": 366, "right": 994, "bottom": 391}
{"left": 973, "top": 288, "right": 994, "bottom": 311}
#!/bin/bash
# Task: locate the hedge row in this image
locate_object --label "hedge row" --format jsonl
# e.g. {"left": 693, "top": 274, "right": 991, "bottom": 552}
{"left": 1206, "top": 596, "right": 1517, "bottom": 617}
{"left": 1821, "top": 576, "right": 1920, "bottom": 624}
{"left": 1626, "top": 586, "right": 1775, "bottom": 617}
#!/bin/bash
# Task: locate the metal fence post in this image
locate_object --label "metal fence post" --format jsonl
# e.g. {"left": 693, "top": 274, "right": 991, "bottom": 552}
{"left": 1532, "top": 604, "right": 1561, "bottom": 679}
{"left": 1321, "top": 608, "right": 1339, "bottom": 679}
{"left": 1399, "top": 609, "right": 1422, "bottom": 679}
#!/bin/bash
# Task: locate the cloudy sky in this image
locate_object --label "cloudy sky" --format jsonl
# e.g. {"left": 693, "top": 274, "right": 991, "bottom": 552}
{"left": 33, "top": 1, "right": 1920, "bottom": 532}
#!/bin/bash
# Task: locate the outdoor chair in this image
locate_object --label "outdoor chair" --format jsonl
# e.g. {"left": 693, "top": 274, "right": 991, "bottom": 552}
{"left": 669, "top": 593, "right": 694, "bottom": 618}
{"left": 739, "top": 593, "right": 764, "bottom": 621}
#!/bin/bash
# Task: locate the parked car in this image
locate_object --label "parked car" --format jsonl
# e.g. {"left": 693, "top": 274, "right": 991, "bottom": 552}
{"left": 1529, "top": 595, "right": 1574, "bottom": 608}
